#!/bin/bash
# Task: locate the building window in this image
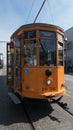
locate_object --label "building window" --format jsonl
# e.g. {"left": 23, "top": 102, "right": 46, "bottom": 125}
{"left": 66, "top": 42, "right": 72, "bottom": 50}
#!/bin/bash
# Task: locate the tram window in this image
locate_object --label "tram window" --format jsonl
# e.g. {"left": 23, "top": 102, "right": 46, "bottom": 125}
{"left": 40, "top": 39, "right": 56, "bottom": 66}
{"left": 8, "top": 53, "right": 11, "bottom": 59}
{"left": 40, "top": 30, "right": 56, "bottom": 38}
{"left": 8, "top": 68, "right": 11, "bottom": 73}
{"left": 58, "top": 34, "right": 64, "bottom": 43}
{"left": 8, "top": 45, "right": 10, "bottom": 52}
{"left": 8, "top": 75, "right": 12, "bottom": 79}
{"left": 14, "top": 39, "right": 21, "bottom": 66}
{"left": 8, "top": 59, "right": 11, "bottom": 66}
{"left": 0, "top": 54, "right": 3, "bottom": 60}
{"left": 8, "top": 54, "right": 11, "bottom": 65}
{"left": 24, "top": 30, "right": 36, "bottom": 39}
{"left": 14, "top": 38, "right": 21, "bottom": 47}
{"left": 58, "top": 42, "right": 63, "bottom": 66}
{"left": 15, "top": 48, "right": 20, "bottom": 61}
{"left": 24, "top": 41, "right": 37, "bottom": 66}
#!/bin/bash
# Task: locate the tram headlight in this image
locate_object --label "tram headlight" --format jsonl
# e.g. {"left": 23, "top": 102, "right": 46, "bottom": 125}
{"left": 47, "top": 79, "right": 52, "bottom": 85}
{"left": 45, "top": 69, "right": 52, "bottom": 76}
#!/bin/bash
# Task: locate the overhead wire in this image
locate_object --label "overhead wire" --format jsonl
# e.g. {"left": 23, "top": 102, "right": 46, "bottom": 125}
{"left": 25, "top": 0, "right": 35, "bottom": 24}
{"left": 47, "top": 0, "right": 54, "bottom": 24}
{"left": 33, "top": 0, "right": 46, "bottom": 23}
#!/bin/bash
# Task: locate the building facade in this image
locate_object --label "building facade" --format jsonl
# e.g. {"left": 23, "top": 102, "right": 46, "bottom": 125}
{"left": 64, "top": 27, "right": 73, "bottom": 73}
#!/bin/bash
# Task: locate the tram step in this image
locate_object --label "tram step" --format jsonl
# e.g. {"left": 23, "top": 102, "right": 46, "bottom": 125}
{"left": 8, "top": 92, "right": 21, "bottom": 104}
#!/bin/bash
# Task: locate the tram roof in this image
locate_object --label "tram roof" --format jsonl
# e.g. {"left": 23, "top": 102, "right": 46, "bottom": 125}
{"left": 11, "top": 23, "right": 64, "bottom": 38}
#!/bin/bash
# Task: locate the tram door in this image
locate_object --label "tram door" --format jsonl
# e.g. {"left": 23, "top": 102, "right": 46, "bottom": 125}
{"left": 7, "top": 43, "right": 14, "bottom": 86}
{"left": 14, "top": 39, "right": 21, "bottom": 90}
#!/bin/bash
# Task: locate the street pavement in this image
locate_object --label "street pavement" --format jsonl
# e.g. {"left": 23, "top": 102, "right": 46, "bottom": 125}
{"left": 58, "top": 74, "right": 73, "bottom": 116}
{"left": 0, "top": 74, "right": 32, "bottom": 130}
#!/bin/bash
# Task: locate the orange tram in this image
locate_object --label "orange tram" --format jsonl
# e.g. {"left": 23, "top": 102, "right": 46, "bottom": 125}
{"left": 7, "top": 23, "right": 66, "bottom": 99}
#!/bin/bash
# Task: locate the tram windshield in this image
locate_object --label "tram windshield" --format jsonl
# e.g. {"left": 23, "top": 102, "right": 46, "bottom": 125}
{"left": 24, "top": 40, "right": 37, "bottom": 66}
{"left": 40, "top": 39, "right": 56, "bottom": 66}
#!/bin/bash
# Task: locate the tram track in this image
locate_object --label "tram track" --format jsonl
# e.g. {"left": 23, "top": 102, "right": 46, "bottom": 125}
{"left": 57, "top": 101, "right": 73, "bottom": 117}
{"left": 20, "top": 97, "right": 36, "bottom": 130}
{"left": 53, "top": 97, "right": 73, "bottom": 117}
{"left": 19, "top": 97, "right": 73, "bottom": 130}
{"left": 20, "top": 98, "right": 56, "bottom": 130}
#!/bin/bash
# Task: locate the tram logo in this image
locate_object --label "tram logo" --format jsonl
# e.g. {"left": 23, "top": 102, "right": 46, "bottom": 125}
{"left": 24, "top": 69, "right": 29, "bottom": 75}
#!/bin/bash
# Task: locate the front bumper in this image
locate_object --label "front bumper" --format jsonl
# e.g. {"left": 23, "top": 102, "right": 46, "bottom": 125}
{"left": 42, "top": 87, "right": 66, "bottom": 99}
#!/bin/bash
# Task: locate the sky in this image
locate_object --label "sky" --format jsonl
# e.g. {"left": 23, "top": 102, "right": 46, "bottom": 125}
{"left": 0, "top": 0, "right": 73, "bottom": 64}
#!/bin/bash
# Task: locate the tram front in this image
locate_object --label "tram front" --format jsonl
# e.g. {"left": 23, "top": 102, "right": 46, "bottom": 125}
{"left": 23, "top": 24, "right": 66, "bottom": 99}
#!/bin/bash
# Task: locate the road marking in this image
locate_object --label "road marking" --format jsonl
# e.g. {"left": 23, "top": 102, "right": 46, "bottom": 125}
{"left": 8, "top": 92, "right": 21, "bottom": 104}
{"left": 66, "top": 93, "right": 73, "bottom": 99}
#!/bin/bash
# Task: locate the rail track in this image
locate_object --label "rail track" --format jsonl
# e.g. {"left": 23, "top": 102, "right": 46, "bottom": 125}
{"left": 54, "top": 91, "right": 73, "bottom": 116}
{"left": 8, "top": 75, "right": 73, "bottom": 130}
{"left": 53, "top": 97, "right": 73, "bottom": 116}
{"left": 20, "top": 97, "right": 73, "bottom": 130}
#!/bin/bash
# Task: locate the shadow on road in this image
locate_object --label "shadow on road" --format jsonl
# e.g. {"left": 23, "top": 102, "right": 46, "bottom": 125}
{"left": 0, "top": 76, "right": 61, "bottom": 126}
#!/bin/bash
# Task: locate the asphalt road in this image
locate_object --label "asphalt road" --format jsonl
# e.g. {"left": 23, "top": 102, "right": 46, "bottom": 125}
{"left": 64, "top": 74, "right": 73, "bottom": 92}
{"left": 58, "top": 74, "right": 73, "bottom": 116}
{"left": 0, "top": 68, "right": 32, "bottom": 130}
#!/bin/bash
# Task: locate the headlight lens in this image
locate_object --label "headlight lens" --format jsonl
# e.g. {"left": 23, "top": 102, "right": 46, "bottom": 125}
{"left": 47, "top": 79, "right": 52, "bottom": 85}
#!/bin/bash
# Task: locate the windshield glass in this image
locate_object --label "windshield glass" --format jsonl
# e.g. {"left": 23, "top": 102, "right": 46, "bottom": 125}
{"left": 40, "top": 39, "right": 56, "bottom": 66}
{"left": 24, "top": 41, "right": 37, "bottom": 66}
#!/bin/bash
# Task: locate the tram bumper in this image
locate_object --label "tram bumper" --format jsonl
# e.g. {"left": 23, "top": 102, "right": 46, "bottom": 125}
{"left": 42, "top": 87, "right": 66, "bottom": 99}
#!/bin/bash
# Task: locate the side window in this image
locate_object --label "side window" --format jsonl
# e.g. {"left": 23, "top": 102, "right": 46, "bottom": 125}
{"left": 58, "top": 42, "right": 63, "bottom": 66}
{"left": 14, "top": 38, "right": 21, "bottom": 66}
{"left": 58, "top": 33, "right": 64, "bottom": 43}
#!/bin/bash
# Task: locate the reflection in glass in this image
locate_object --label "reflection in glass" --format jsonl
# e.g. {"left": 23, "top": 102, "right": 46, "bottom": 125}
{"left": 15, "top": 48, "right": 20, "bottom": 62}
{"left": 8, "top": 68, "right": 11, "bottom": 73}
{"left": 14, "top": 39, "right": 21, "bottom": 66}
{"left": 40, "top": 39, "right": 56, "bottom": 66}
{"left": 14, "top": 38, "right": 21, "bottom": 88}
{"left": 40, "top": 30, "right": 56, "bottom": 38}
{"left": 14, "top": 38, "right": 21, "bottom": 47}
{"left": 8, "top": 45, "right": 10, "bottom": 52}
{"left": 24, "top": 30, "right": 36, "bottom": 39}
{"left": 58, "top": 34, "right": 63, "bottom": 42}
{"left": 8, "top": 59, "right": 11, "bottom": 65}
{"left": 58, "top": 42, "right": 63, "bottom": 66}
{"left": 24, "top": 41, "right": 37, "bottom": 66}
{"left": 8, "top": 75, "right": 12, "bottom": 79}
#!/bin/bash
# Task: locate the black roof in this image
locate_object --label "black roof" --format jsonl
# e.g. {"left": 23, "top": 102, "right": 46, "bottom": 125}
{"left": 11, "top": 23, "right": 64, "bottom": 38}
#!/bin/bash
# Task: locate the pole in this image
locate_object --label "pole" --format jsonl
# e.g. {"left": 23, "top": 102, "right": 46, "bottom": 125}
{"left": 33, "top": 0, "right": 46, "bottom": 23}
